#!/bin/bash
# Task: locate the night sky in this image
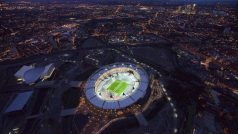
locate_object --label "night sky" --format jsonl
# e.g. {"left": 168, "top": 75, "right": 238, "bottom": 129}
{"left": 3, "top": 0, "right": 238, "bottom": 3}
{"left": 2, "top": 0, "right": 238, "bottom": 7}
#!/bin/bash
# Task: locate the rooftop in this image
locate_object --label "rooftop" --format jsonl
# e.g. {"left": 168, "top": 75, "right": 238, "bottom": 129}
{"left": 5, "top": 91, "right": 34, "bottom": 113}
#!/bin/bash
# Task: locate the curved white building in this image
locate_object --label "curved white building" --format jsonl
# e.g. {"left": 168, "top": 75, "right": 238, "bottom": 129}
{"left": 84, "top": 63, "right": 149, "bottom": 109}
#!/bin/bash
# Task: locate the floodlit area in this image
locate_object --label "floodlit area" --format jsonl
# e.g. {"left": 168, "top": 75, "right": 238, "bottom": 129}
{"left": 95, "top": 70, "right": 140, "bottom": 101}
{"left": 107, "top": 80, "right": 129, "bottom": 96}
{"left": 85, "top": 63, "right": 149, "bottom": 109}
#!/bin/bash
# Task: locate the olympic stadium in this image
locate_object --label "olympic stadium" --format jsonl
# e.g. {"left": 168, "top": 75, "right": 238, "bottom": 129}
{"left": 84, "top": 63, "right": 149, "bottom": 109}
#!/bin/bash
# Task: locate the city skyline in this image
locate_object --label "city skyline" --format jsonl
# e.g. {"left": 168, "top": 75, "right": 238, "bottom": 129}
{"left": 0, "top": 1, "right": 237, "bottom": 134}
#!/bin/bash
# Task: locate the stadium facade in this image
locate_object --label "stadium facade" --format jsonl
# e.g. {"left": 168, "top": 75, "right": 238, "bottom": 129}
{"left": 84, "top": 63, "right": 149, "bottom": 109}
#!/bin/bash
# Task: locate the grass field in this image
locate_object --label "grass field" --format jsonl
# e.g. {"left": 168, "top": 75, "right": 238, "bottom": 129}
{"left": 107, "top": 80, "right": 128, "bottom": 96}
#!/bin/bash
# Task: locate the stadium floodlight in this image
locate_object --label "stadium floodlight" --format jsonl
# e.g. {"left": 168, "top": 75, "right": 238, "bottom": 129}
{"left": 174, "top": 113, "right": 178, "bottom": 118}
{"left": 173, "top": 108, "right": 176, "bottom": 112}
{"left": 170, "top": 102, "right": 174, "bottom": 107}
{"left": 174, "top": 128, "right": 178, "bottom": 133}
{"left": 167, "top": 97, "right": 171, "bottom": 101}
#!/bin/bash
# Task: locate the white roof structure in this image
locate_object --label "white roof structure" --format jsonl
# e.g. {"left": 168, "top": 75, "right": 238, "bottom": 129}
{"left": 40, "top": 63, "right": 55, "bottom": 79}
{"left": 14, "top": 65, "right": 33, "bottom": 78}
{"left": 14, "top": 63, "right": 55, "bottom": 84}
{"left": 95, "top": 71, "right": 140, "bottom": 101}
{"left": 5, "top": 91, "right": 34, "bottom": 113}
{"left": 85, "top": 63, "right": 149, "bottom": 110}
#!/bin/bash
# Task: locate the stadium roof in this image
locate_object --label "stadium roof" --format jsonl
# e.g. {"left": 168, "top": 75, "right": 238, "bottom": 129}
{"left": 5, "top": 91, "right": 34, "bottom": 113}
{"left": 85, "top": 63, "right": 149, "bottom": 109}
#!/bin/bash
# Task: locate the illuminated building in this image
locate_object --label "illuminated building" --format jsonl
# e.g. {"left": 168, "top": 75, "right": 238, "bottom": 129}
{"left": 84, "top": 63, "right": 149, "bottom": 109}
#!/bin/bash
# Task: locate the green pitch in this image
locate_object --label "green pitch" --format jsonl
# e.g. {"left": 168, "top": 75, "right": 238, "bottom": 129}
{"left": 107, "top": 80, "right": 128, "bottom": 96}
